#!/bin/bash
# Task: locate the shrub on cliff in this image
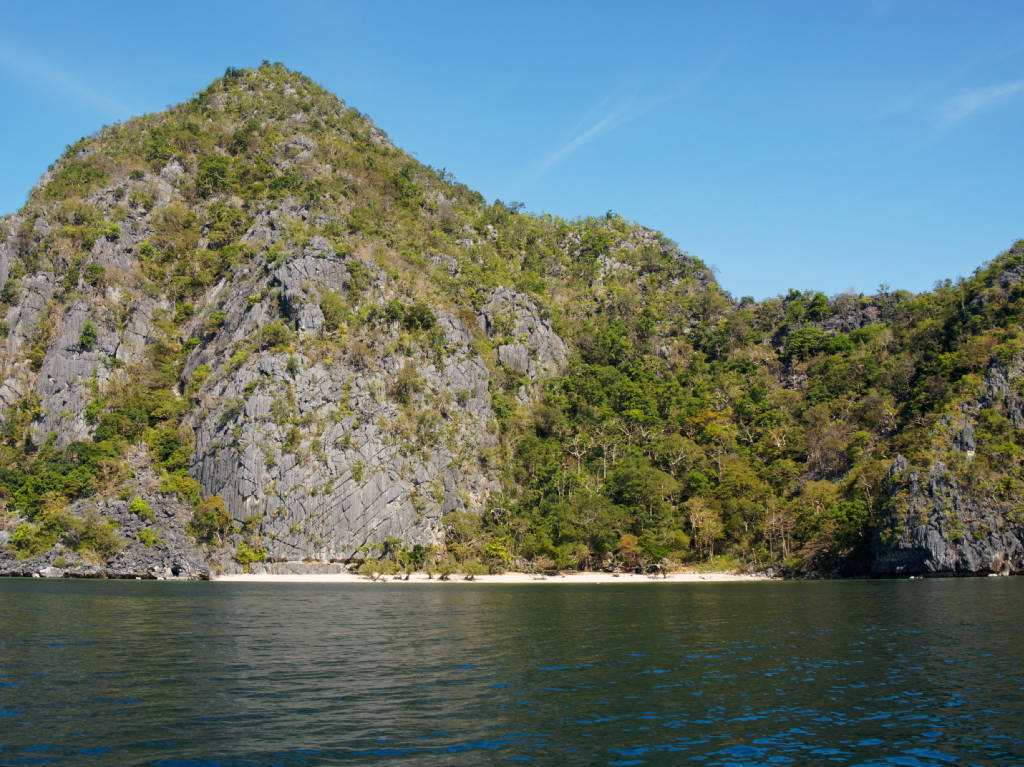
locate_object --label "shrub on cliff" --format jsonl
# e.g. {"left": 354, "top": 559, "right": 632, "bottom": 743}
{"left": 188, "top": 496, "right": 233, "bottom": 544}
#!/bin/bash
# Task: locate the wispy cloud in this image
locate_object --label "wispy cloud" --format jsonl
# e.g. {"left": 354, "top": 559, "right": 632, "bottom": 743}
{"left": 532, "top": 50, "right": 731, "bottom": 180}
{"left": 537, "top": 108, "right": 627, "bottom": 173}
{"left": 0, "top": 38, "right": 135, "bottom": 117}
{"left": 937, "top": 80, "right": 1024, "bottom": 128}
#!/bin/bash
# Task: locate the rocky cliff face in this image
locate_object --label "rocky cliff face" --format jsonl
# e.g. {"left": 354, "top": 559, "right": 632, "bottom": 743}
{"left": 0, "top": 177, "right": 546, "bottom": 570}
{"left": 0, "top": 453, "right": 209, "bottom": 578}
{"left": 873, "top": 454, "right": 1024, "bottom": 575}
{"left": 3, "top": 63, "right": 1021, "bottom": 580}
{"left": 0, "top": 65, "right": 581, "bottom": 575}
{"left": 873, "top": 355, "right": 1024, "bottom": 575}
{"left": 186, "top": 243, "right": 504, "bottom": 561}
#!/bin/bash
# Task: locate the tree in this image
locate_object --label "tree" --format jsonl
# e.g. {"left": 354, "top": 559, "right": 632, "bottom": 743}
{"left": 196, "top": 154, "right": 232, "bottom": 197}
{"left": 445, "top": 510, "right": 484, "bottom": 568}
{"left": 607, "top": 456, "right": 680, "bottom": 528}
{"left": 189, "top": 496, "right": 232, "bottom": 543}
{"left": 392, "top": 363, "right": 423, "bottom": 405}
{"left": 79, "top": 321, "right": 98, "bottom": 352}
{"left": 320, "top": 290, "right": 346, "bottom": 332}
{"left": 686, "top": 497, "right": 724, "bottom": 561}
{"left": 129, "top": 496, "right": 155, "bottom": 522}
{"left": 616, "top": 533, "right": 639, "bottom": 567}
{"left": 764, "top": 502, "right": 795, "bottom": 560}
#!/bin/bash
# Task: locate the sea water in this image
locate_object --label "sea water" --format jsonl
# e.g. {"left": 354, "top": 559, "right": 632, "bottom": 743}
{"left": 0, "top": 578, "right": 1022, "bottom": 765}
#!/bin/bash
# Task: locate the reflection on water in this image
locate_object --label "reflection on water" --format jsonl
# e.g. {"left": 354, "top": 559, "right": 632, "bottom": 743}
{"left": 0, "top": 578, "right": 1022, "bottom": 765}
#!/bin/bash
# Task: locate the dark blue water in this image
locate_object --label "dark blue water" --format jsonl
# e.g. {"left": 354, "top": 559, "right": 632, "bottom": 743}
{"left": 0, "top": 578, "right": 1022, "bottom": 766}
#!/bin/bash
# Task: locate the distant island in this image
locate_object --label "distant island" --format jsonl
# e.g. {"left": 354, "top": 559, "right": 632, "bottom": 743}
{"left": 1, "top": 63, "right": 1022, "bottom": 581}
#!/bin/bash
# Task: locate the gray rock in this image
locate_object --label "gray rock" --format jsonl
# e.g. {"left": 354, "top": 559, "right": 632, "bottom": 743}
{"left": 30, "top": 302, "right": 116, "bottom": 447}
{"left": 873, "top": 454, "right": 1024, "bottom": 575}
{"left": 498, "top": 343, "right": 532, "bottom": 376}
{"left": 951, "top": 421, "right": 975, "bottom": 453}
{"left": 160, "top": 159, "right": 184, "bottom": 184}
{"left": 186, "top": 252, "right": 500, "bottom": 562}
{"left": 477, "top": 287, "right": 568, "bottom": 379}
{"left": 0, "top": 215, "right": 23, "bottom": 288}
{"left": 242, "top": 197, "right": 311, "bottom": 248}
{"left": 0, "top": 479, "right": 210, "bottom": 580}
{"left": 978, "top": 356, "right": 1024, "bottom": 429}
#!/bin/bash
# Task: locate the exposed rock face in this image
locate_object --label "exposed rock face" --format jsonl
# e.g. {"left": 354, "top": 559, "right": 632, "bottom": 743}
{"left": 186, "top": 244, "right": 501, "bottom": 561}
{"left": 0, "top": 192, "right": 173, "bottom": 449}
{"left": 477, "top": 286, "right": 568, "bottom": 380}
{"left": 31, "top": 302, "right": 109, "bottom": 446}
{"left": 476, "top": 286, "right": 568, "bottom": 405}
{"left": 820, "top": 301, "right": 881, "bottom": 333}
{"left": 873, "top": 455, "right": 1024, "bottom": 575}
{"left": 0, "top": 176, "right": 515, "bottom": 574}
{"left": 0, "top": 489, "right": 209, "bottom": 579}
{"left": 975, "top": 356, "right": 1024, "bottom": 429}
{"left": 189, "top": 333, "right": 497, "bottom": 561}
{"left": 871, "top": 352, "right": 1024, "bottom": 576}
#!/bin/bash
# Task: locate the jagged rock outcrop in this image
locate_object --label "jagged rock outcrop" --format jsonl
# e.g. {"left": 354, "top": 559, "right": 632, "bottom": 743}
{"left": 975, "top": 355, "right": 1024, "bottom": 429}
{"left": 477, "top": 287, "right": 568, "bottom": 406}
{"left": 0, "top": 478, "right": 209, "bottom": 579}
{"left": 820, "top": 298, "right": 881, "bottom": 333}
{"left": 873, "top": 454, "right": 1024, "bottom": 575}
{"left": 0, "top": 146, "right": 511, "bottom": 573}
{"left": 874, "top": 355, "right": 1024, "bottom": 575}
{"left": 188, "top": 297, "right": 499, "bottom": 560}
{"left": 478, "top": 286, "right": 567, "bottom": 380}
{"left": 172, "top": 208, "right": 504, "bottom": 560}
{"left": 7, "top": 63, "right": 1023, "bottom": 580}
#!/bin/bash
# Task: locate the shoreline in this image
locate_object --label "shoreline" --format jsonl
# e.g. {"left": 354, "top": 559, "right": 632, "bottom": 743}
{"left": 211, "top": 570, "right": 775, "bottom": 584}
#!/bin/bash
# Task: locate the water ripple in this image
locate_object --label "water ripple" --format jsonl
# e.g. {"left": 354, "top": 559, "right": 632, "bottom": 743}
{"left": 0, "top": 579, "right": 1022, "bottom": 764}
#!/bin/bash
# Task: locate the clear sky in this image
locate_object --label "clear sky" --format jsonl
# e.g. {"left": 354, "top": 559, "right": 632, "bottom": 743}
{"left": 2, "top": 1, "right": 1023, "bottom": 299}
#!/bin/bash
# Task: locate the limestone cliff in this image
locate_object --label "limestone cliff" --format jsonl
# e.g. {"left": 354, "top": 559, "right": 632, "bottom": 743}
{"left": 873, "top": 355, "right": 1024, "bottom": 575}
{"left": 0, "top": 64, "right": 579, "bottom": 575}
{"left": 2, "top": 62, "right": 1022, "bottom": 579}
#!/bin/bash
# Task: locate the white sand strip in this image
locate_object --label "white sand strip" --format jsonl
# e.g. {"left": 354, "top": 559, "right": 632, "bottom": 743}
{"left": 211, "top": 570, "right": 774, "bottom": 584}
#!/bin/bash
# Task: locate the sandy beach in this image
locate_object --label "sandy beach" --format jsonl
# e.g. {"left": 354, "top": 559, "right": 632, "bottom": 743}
{"left": 212, "top": 570, "right": 773, "bottom": 584}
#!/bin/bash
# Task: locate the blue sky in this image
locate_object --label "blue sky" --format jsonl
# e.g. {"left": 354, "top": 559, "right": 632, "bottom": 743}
{"left": 2, "top": 1, "right": 1023, "bottom": 299}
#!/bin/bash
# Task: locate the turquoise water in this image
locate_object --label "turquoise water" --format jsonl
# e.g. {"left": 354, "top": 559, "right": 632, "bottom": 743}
{"left": 0, "top": 578, "right": 1022, "bottom": 765}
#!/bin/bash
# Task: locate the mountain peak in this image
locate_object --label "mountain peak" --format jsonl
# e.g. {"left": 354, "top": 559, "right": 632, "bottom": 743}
{"left": 1, "top": 65, "right": 1020, "bottom": 580}
{"left": 0, "top": 64, "right": 719, "bottom": 576}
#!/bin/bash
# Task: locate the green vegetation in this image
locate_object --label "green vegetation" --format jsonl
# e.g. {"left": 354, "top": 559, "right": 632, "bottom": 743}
{"left": 234, "top": 540, "right": 267, "bottom": 568}
{"left": 139, "top": 528, "right": 162, "bottom": 548}
{"left": 2, "top": 63, "right": 1023, "bottom": 576}
{"left": 189, "top": 496, "right": 232, "bottom": 543}
{"left": 78, "top": 321, "right": 98, "bottom": 351}
{"left": 3, "top": 494, "right": 123, "bottom": 561}
{"left": 129, "top": 496, "right": 154, "bottom": 522}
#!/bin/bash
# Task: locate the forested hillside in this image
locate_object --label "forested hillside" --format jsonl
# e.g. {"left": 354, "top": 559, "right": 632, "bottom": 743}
{"left": 1, "top": 63, "right": 1021, "bottom": 578}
